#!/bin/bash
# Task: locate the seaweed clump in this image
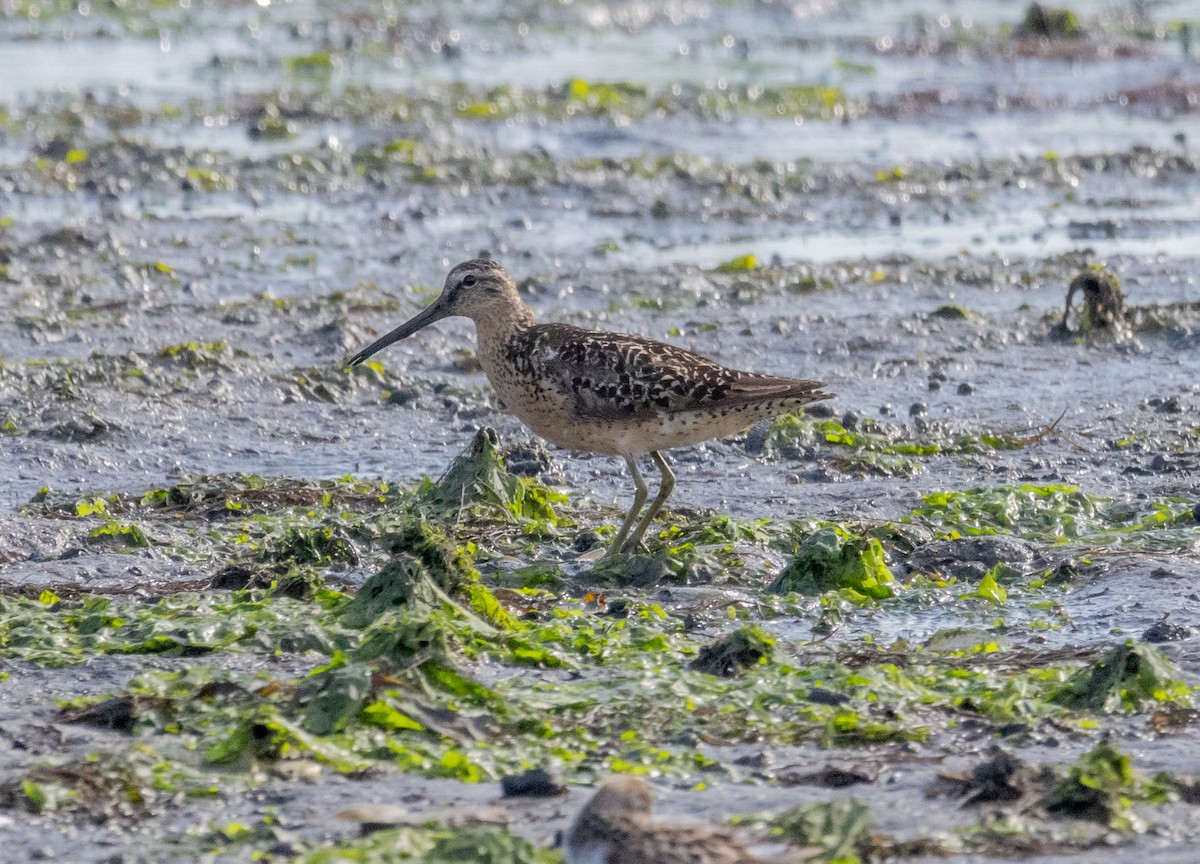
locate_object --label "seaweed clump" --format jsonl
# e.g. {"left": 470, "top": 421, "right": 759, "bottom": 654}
{"left": 1046, "top": 742, "right": 1137, "bottom": 824}
{"left": 1015, "top": 3, "right": 1083, "bottom": 39}
{"left": 691, "top": 626, "right": 774, "bottom": 677}
{"left": 338, "top": 555, "right": 458, "bottom": 629}
{"left": 1050, "top": 641, "right": 1191, "bottom": 713}
{"left": 770, "top": 528, "right": 895, "bottom": 601}
{"left": 419, "top": 427, "right": 567, "bottom": 527}
{"left": 1052, "top": 268, "right": 1126, "bottom": 340}
{"left": 379, "top": 517, "right": 479, "bottom": 597}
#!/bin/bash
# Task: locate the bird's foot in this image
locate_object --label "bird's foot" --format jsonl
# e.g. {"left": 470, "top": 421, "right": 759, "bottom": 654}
{"left": 617, "top": 538, "right": 649, "bottom": 556}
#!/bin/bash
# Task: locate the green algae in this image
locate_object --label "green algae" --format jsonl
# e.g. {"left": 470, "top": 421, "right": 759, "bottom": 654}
{"left": 789, "top": 744, "right": 1200, "bottom": 859}
{"left": 375, "top": 519, "right": 479, "bottom": 595}
{"left": 434, "top": 78, "right": 850, "bottom": 124}
{"left": 87, "top": 520, "right": 152, "bottom": 549}
{"left": 0, "top": 747, "right": 219, "bottom": 822}
{"left": 21, "top": 449, "right": 569, "bottom": 591}
{"left": 8, "top": 94, "right": 1188, "bottom": 214}
{"left": 1016, "top": 4, "right": 1083, "bottom": 39}
{"left": 419, "top": 428, "right": 570, "bottom": 530}
{"left": 917, "top": 484, "right": 1097, "bottom": 540}
{"left": 4, "top": 588, "right": 1065, "bottom": 777}
{"left": 586, "top": 514, "right": 798, "bottom": 588}
{"left": 771, "top": 528, "right": 895, "bottom": 602}
{"left": 959, "top": 565, "right": 1008, "bottom": 604}
{"left": 762, "top": 412, "right": 1052, "bottom": 474}
{"left": 932, "top": 304, "right": 971, "bottom": 320}
{"left": 691, "top": 626, "right": 775, "bottom": 677}
{"left": 1050, "top": 641, "right": 1192, "bottom": 714}
{"left": 1044, "top": 743, "right": 1194, "bottom": 834}
{"left": 157, "top": 340, "right": 242, "bottom": 368}
{"left": 263, "top": 524, "right": 359, "bottom": 567}
{"left": 563, "top": 78, "right": 648, "bottom": 114}
{"left": 292, "top": 824, "right": 558, "bottom": 864}
{"left": 931, "top": 744, "right": 1187, "bottom": 854}
{"left": 5, "top": 552, "right": 1195, "bottom": 799}
{"left": 751, "top": 756, "right": 1176, "bottom": 860}
{"left": 769, "top": 797, "right": 871, "bottom": 864}
{"left": 4, "top": 462, "right": 1198, "bottom": 853}
{"left": 714, "top": 253, "right": 758, "bottom": 273}
{"left": 0, "top": 590, "right": 342, "bottom": 665}
{"left": 285, "top": 51, "right": 337, "bottom": 77}
{"left": 913, "top": 484, "right": 1199, "bottom": 549}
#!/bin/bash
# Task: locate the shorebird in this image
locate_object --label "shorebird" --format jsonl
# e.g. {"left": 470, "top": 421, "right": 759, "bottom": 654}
{"left": 347, "top": 260, "right": 831, "bottom": 555}
{"left": 563, "top": 776, "right": 811, "bottom": 864}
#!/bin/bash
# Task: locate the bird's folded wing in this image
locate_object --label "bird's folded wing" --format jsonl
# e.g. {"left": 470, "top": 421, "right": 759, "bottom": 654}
{"left": 714, "top": 375, "right": 832, "bottom": 408}
{"left": 537, "top": 327, "right": 828, "bottom": 421}
{"left": 611, "top": 823, "right": 758, "bottom": 864}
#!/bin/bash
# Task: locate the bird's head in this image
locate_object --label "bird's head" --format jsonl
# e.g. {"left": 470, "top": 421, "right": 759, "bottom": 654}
{"left": 346, "top": 259, "right": 520, "bottom": 366}
{"left": 438, "top": 259, "right": 521, "bottom": 319}
{"left": 580, "top": 776, "right": 654, "bottom": 820}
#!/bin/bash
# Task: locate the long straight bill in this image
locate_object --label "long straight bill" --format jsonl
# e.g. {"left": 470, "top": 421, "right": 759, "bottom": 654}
{"left": 346, "top": 296, "right": 451, "bottom": 366}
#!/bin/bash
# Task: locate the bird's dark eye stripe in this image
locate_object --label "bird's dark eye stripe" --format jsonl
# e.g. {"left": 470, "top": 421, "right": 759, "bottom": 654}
{"left": 463, "top": 274, "right": 477, "bottom": 286}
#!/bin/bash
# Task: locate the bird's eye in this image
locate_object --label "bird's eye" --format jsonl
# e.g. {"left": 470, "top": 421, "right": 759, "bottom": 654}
{"left": 462, "top": 274, "right": 477, "bottom": 287}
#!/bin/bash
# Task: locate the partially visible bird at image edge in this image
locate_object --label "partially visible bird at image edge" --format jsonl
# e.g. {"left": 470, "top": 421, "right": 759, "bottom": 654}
{"left": 346, "top": 259, "right": 832, "bottom": 555}
{"left": 562, "top": 775, "right": 813, "bottom": 864}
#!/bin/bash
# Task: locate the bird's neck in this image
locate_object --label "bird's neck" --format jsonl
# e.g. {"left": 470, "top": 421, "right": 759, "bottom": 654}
{"left": 473, "top": 297, "right": 535, "bottom": 352}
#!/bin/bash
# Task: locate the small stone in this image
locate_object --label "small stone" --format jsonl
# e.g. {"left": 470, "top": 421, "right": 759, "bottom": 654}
{"left": 604, "top": 598, "right": 630, "bottom": 618}
{"left": 840, "top": 410, "right": 859, "bottom": 430}
{"left": 909, "top": 401, "right": 927, "bottom": 417}
{"left": 782, "top": 763, "right": 876, "bottom": 788}
{"left": 1046, "top": 559, "right": 1081, "bottom": 585}
{"left": 805, "top": 687, "right": 850, "bottom": 707}
{"left": 1142, "top": 616, "right": 1192, "bottom": 643}
{"left": 957, "top": 382, "right": 975, "bottom": 395}
{"left": 733, "top": 751, "right": 771, "bottom": 769}
{"left": 571, "top": 531, "right": 602, "bottom": 553}
{"left": 742, "top": 421, "right": 769, "bottom": 454}
{"left": 385, "top": 386, "right": 419, "bottom": 406}
{"left": 504, "top": 440, "right": 552, "bottom": 477}
{"left": 208, "top": 565, "right": 261, "bottom": 590}
{"left": 501, "top": 768, "right": 566, "bottom": 798}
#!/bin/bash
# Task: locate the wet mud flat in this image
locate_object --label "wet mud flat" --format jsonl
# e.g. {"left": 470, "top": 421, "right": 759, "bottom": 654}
{"left": 2, "top": 0, "right": 1200, "bottom": 861}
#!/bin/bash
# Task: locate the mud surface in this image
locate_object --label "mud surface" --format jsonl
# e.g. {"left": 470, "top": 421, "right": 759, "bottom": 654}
{"left": 2, "top": 1, "right": 1200, "bottom": 862}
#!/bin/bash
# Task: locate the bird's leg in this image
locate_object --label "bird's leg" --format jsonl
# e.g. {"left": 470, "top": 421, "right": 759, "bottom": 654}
{"left": 620, "top": 451, "right": 675, "bottom": 554}
{"left": 605, "top": 454, "right": 648, "bottom": 557}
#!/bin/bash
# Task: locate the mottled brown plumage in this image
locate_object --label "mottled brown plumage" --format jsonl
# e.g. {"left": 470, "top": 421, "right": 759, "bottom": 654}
{"left": 563, "top": 777, "right": 809, "bottom": 864}
{"left": 348, "top": 260, "right": 831, "bottom": 554}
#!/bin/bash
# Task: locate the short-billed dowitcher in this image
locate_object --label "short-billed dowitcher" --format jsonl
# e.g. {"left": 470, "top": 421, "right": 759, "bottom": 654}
{"left": 563, "top": 776, "right": 810, "bottom": 864}
{"left": 348, "top": 260, "right": 831, "bottom": 555}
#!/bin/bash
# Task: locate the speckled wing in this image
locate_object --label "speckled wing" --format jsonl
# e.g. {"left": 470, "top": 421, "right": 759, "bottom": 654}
{"left": 605, "top": 822, "right": 759, "bottom": 864}
{"left": 534, "top": 325, "right": 830, "bottom": 422}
